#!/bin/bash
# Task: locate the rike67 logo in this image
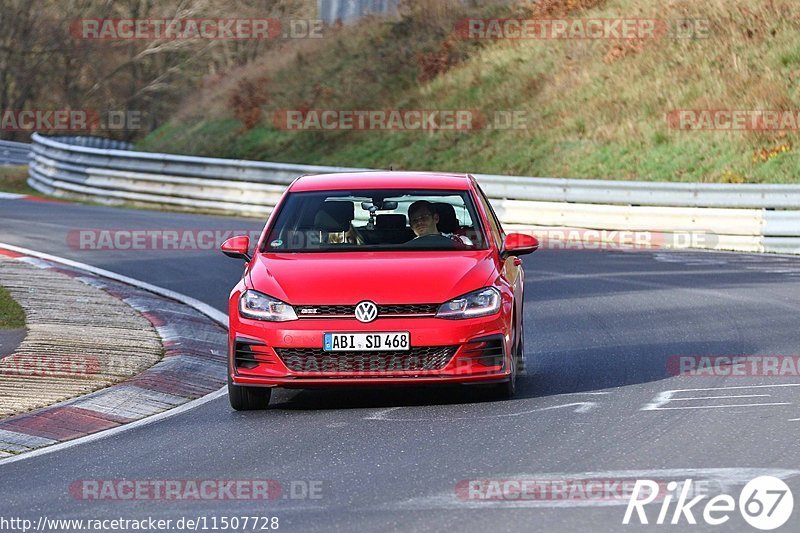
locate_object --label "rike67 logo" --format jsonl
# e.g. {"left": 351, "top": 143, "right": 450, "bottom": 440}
{"left": 623, "top": 476, "right": 794, "bottom": 530}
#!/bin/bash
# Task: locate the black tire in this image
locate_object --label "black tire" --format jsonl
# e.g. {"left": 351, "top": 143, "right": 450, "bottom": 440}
{"left": 492, "top": 374, "right": 516, "bottom": 400}
{"left": 491, "top": 311, "right": 520, "bottom": 400}
{"left": 516, "top": 311, "right": 526, "bottom": 374}
{"left": 228, "top": 372, "right": 272, "bottom": 410}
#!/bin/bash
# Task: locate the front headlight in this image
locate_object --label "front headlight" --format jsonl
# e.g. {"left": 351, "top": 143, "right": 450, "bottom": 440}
{"left": 436, "top": 287, "right": 501, "bottom": 319}
{"left": 239, "top": 290, "right": 298, "bottom": 322}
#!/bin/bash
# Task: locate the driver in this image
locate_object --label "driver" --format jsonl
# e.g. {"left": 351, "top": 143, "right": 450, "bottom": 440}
{"left": 408, "top": 200, "right": 441, "bottom": 238}
{"left": 407, "top": 200, "right": 472, "bottom": 247}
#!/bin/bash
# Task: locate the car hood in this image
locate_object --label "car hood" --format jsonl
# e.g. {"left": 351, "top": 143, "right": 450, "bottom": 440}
{"left": 247, "top": 251, "right": 497, "bottom": 305}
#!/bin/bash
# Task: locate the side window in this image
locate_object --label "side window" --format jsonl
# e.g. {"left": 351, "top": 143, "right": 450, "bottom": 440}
{"left": 474, "top": 185, "right": 504, "bottom": 249}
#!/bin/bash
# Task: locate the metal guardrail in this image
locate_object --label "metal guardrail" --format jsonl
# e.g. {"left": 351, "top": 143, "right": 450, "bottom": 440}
{"left": 46, "top": 136, "right": 133, "bottom": 151}
{"left": 0, "top": 140, "right": 31, "bottom": 166}
{"left": 26, "top": 133, "right": 800, "bottom": 254}
{"left": 28, "top": 133, "right": 365, "bottom": 216}
{"left": 475, "top": 173, "right": 800, "bottom": 209}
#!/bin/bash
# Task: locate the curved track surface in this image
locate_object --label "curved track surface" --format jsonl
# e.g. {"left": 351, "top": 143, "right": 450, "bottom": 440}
{"left": 2, "top": 198, "right": 800, "bottom": 532}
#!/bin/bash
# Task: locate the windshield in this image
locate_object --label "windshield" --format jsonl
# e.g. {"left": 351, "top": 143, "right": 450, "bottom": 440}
{"left": 262, "top": 189, "right": 489, "bottom": 252}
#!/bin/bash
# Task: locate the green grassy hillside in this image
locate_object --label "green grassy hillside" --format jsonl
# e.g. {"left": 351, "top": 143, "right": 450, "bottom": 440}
{"left": 139, "top": 0, "right": 800, "bottom": 183}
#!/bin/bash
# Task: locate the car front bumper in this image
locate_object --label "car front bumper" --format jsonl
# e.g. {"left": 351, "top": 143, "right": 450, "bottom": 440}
{"left": 229, "top": 313, "right": 512, "bottom": 388}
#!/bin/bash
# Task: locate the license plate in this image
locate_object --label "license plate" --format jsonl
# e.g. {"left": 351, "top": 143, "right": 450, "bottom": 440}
{"left": 324, "top": 332, "right": 410, "bottom": 351}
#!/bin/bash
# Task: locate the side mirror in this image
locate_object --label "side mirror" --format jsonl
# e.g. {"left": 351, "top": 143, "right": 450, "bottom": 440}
{"left": 221, "top": 235, "right": 252, "bottom": 262}
{"left": 502, "top": 233, "right": 539, "bottom": 257}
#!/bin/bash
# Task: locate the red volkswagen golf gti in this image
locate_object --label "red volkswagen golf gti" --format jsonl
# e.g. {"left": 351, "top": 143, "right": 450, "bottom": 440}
{"left": 221, "top": 172, "right": 538, "bottom": 409}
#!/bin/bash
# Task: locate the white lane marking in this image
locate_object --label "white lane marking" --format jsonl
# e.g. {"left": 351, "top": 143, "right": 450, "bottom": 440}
{"left": 0, "top": 242, "right": 226, "bottom": 326}
{"left": 669, "top": 394, "right": 770, "bottom": 401}
{"left": 642, "top": 384, "right": 800, "bottom": 411}
{"left": 365, "top": 401, "right": 597, "bottom": 421}
{"left": 0, "top": 192, "right": 25, "bottom": 200}
{"left": 659, "top": 384, "right": 800, "bottom": 390}
{"left": 365, "top": 406, "right": 403, "bottom": 420}
{"left": 653, "top": 253, "right": 728, "bottom": 266}
{"left": 379, "top": 468, "right": 800, "bottom": 510}
{"left": 644, "top": 403, "right": 792, "bottom": 411}
{"left": 559, "top": 392, "right": 611, "bottom": 396}
{"left": 533, "top": 269, "right": 745, "bottom": 283}
{"left": 647, "top": 246, "right": 800, "bottom": 262}
{"left": 0, "top": 242, "right": 230, "bottom": 467}
{"left": 363, "top": 392, "right": 611, "bottom": 421}
{"left": 540, "top": 264, "right": 800, "bottom": 317}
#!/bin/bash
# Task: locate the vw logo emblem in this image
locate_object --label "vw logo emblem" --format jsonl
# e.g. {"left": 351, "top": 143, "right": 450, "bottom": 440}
{"left": 354, "top": 301, "right": 378, "bottom": 323}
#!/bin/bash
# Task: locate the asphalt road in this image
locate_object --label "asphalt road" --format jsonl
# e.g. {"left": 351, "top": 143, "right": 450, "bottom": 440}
{"left": 1, "top": 198, "right": 800, "bottom": 532}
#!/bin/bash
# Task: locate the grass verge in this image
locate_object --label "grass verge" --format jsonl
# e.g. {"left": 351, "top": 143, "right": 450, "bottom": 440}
{"left": 0, "top": 166, "right": 36, "bottom": 195}
{"left": 0, "top": 285, "right": 25, "bottom": 330}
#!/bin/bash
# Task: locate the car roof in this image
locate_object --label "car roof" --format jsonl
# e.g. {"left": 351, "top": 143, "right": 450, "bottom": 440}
{"left": 288, "top": 171, "right": 473, "bottom": 192}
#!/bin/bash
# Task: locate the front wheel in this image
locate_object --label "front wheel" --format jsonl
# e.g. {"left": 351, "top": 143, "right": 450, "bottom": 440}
{"left": 491, "top": 314, "right": 521, "bottom": 400}
{"left": 491, "top": 373, "right": 516, "bottom": 400}
{"left": 516, "top": 311, "right": 526, "bottom": 375}
{"left": 228, "top": 373, "right": 272, "bottom": 410}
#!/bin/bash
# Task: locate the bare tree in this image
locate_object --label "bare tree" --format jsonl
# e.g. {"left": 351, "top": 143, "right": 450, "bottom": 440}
{"left": 1, "top": 0, "right": 314, "bottom": 140}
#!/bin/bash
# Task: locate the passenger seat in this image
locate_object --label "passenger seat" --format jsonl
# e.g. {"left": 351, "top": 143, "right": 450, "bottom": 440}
{"left": 433, "top": 202, "right": 460, "bottom": 234}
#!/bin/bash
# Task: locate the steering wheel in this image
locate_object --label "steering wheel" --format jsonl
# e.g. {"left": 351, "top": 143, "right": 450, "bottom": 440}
{"left": 407, "top": 234, "right": 462, "bottom": 249}
{"left": 412, "top": 233, "right": 451, "bottom": 241}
